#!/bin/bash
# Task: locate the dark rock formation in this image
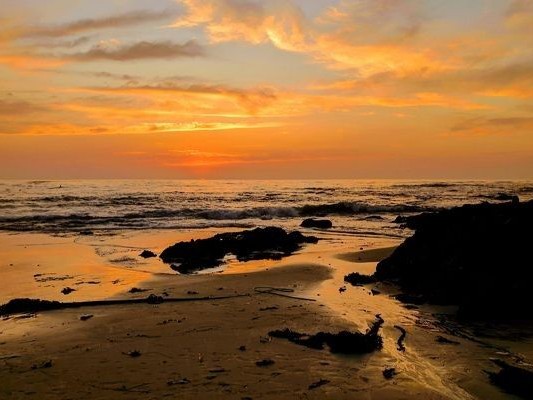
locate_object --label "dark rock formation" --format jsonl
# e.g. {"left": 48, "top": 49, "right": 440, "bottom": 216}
{"left": 344, "top": 272, "right": 377, "bottom": 286}
{"left": 383, "top": 368, "right": 397, "bottom": 379}
{"left": 269, "top": 315, "right": 384, "bottom": 354}
{"left": 300, "top": 218, "right": 333, "bottom": 229}
{"left": 488, "top": 359, "right": 533, "bottom": 399}
{"left": 160, "top": 227, "right": 318, "bottom": 274}
{"left": 139, "top": 250, "right": 157, "bottom": 258}
{"left": 375, "top": 200, "right": 533, "bottom": 319}
{"left": 0, "top": 298, "right": 61, "bottom": 315}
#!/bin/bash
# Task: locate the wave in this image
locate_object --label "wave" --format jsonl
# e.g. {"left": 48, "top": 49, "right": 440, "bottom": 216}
{"left": 0, "top": 201, "right": 433, "bottom": 232}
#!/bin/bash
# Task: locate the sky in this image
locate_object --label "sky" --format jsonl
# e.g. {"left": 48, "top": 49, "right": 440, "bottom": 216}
{"left": 0, "top": 0, "right": 532, "bottom": 179}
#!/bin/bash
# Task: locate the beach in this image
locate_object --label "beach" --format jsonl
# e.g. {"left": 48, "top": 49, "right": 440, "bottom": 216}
{"left": 1, "top": 180, "right": 533, "bottom": 399}
{"left": 1, "top": 224, "right": 531, "bottom": 400}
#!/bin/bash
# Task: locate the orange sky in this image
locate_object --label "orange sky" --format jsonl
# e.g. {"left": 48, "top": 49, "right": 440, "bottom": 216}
{"left": 1, "top": 0, "right": 533, "bottom": 178}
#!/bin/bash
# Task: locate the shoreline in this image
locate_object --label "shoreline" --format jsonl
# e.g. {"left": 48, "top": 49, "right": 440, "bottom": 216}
{"left": 0, "top": 229, "right": 529, "bottom": 399}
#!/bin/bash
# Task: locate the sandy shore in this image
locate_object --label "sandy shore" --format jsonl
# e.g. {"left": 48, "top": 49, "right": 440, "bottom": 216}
{"left": 0, "top": 230, "right": 530, "bottom": 399}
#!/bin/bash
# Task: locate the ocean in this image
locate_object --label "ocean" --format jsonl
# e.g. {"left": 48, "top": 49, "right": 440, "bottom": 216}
{"left": 1, "top": 179, "right": 531, "bottom": 236}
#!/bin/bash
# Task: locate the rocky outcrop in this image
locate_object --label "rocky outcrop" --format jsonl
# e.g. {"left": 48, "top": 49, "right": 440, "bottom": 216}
{"left": 373, "top": 200, "right": 533, "bottom": 319}
{"left": 139, "top": 250, "right": 157, "bottom": 258}
{"left": 300, "top": 218, "right": 333, "bottom": 229}
{"left": 344, "top": 272, "right": 377, "bottom": 286}
{"left": 160, "top": 227, "right": 318, "bottom": 274}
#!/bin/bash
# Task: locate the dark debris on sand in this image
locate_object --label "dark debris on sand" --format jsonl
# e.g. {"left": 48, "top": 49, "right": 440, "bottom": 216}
{"left": 61, "top": 287, "right": 75, "bottom": 295}
{"left": 308, "top": 379, "right": 330, "bottom": 390}
{"left": 129, "top": 287, "right": 149, "bottom": 294}
{"left": 269, "top": 314, "right": 384, "bottom": 354}
{"left": 160, "top": 227, "right": 318, "bottom": 274}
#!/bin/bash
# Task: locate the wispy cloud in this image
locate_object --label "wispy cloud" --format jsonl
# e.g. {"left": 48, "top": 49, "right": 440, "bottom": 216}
{"left": 65, "top": 40, "right": 204, "bottom": 61}
{"left": 22, "top": 10, "right": 174, "bottom": 38}
{"left": 0, "top": 99, "right": 46, "bottom": 115}
{"left": 86, "top": 82, "right": 277, "bottom": 113}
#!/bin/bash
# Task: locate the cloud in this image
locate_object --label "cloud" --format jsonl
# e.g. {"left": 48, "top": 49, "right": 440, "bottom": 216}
{"left": 22, "top": 10, "right": 174, "bottom": 38}
{"left": 88, "top": 82, "right": 277, "bottom": 113}
{"left": 313, "top": 60, "right": 533, "bottom": 99}
{"left": 0, "top": 99, "right": 46, "bottom": 115}
{"left": 65, "top": 40, "right": 204, "bottom": 61}
{"left": 172, "top": 0, "right": 311, "bottom": 52}
{"left": 32, "top": 36, "right": 92, "bottom": 49}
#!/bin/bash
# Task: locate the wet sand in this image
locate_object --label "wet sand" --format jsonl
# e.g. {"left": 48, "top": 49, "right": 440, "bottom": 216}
{"left": 0, "top": 230, "right": 531, "bottom": 399}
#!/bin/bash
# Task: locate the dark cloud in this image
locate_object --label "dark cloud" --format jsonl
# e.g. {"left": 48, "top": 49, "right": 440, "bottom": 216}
{"left": 23, "top": 10, "right": 174, "bottom": 38}
{"left": 66, "top": 40, "right": 204, "bottom": 61}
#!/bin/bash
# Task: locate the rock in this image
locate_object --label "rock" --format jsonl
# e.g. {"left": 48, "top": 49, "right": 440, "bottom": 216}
{"left": 0, "top": 299, "right": 61, "bottom": 316}
{"left": 371, "top": 288, "right": 381, "bottom": 295}
{"left": 300, "top": 218, "right": 333, "bottom": 229}
{"left": 160, "top": 227, "right": 318, "bottom": 274}
{"left": 373, "top": 200, "right": 533, "bottom": 319}
{"left": 269, "top": 315, "right": 384, "bottom": 354}
{"left": 344, "top": 272, "right": 377, "bottom": 286}
{"left": 129, "top": 287, "right": 148, "bottom": 294}
{"left": 139, "top": 250, "right": 157, "bottom": 258}
{"left": 123, "top": 350, "right": 142, "bottom": 358}
{"left": 61, "top": 287, "right": 75, "bottom": 295}
{"left": 255, "top": 359, "right": 275, "bottom": 367}
{"left": 487, "top": 359, "right": 533, "bottom": 399}
{"left": 383, "top": 368, "right": 397, "bottom": 379}
{"left": 80, "top": 314, "right": 93, "bottom": 321}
